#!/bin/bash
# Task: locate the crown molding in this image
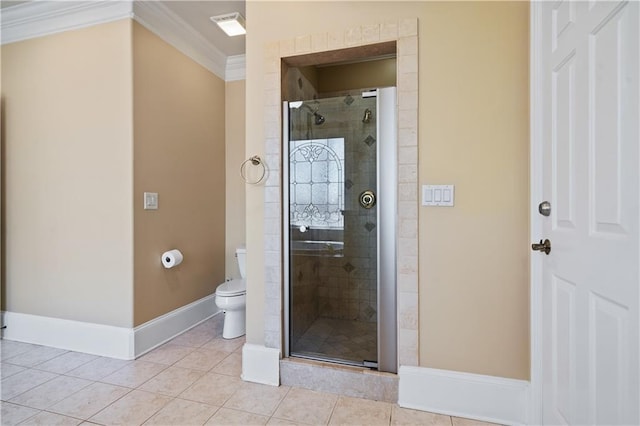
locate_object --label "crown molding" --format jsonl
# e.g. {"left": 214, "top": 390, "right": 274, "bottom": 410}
{"left": 132, "top": 1, "right": 226, "bottom": 80}
{"left": 226, "top": 54, "right": 246, "bottom": 81}
{"left": 0, "top": 1, "right": 134, "bottom": 45}
{"left": 0, "top": 1, "right": 245, "bottom": 81}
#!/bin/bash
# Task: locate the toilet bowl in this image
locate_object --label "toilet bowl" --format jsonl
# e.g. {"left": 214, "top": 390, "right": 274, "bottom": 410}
{"left": 215, "top": 247, "right": 246, "bottom": 339}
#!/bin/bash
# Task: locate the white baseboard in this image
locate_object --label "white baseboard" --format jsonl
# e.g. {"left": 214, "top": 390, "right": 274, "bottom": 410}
{"left": 398, "top": 366, "right": 530, "bottom": 426}
{"left": 1, "top": 294, "right": 220, "bottom": 360}
{"left": 242, "top": 343, "right": 280, "bottom": 386}
{"left": 134, "top": 294, "right": 219, "bottom": 357}
{"left": 0, "top": 311, "right": 134, "bottom": 359}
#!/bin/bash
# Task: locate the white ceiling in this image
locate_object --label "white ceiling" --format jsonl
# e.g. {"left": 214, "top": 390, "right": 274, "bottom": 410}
{"left": 160, "top": 1, "right": 245, "bottom": 57}
{"left": 0, "top": 0, "right": 246, "bottom": 57}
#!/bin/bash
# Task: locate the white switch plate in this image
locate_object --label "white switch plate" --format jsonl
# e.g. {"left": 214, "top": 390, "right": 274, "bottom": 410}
{"left": 422, "top": 185, "right": 454, "bottom": 207}
{"left": 144, "top": 192, "right": 158, "bottom": 210}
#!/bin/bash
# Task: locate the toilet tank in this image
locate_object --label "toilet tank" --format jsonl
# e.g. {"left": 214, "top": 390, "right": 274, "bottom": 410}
{"left": 236, "top": 247, "right": 246, "bottom": 279}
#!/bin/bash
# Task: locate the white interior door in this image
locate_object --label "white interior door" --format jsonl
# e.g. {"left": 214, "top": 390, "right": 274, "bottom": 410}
{"left": 538, "top": 1, "right": 639, "bottom": 424}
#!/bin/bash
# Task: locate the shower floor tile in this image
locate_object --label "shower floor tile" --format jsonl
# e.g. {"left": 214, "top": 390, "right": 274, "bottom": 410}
{"left": 292, "top": 317, "right": 377, "bottom": 364}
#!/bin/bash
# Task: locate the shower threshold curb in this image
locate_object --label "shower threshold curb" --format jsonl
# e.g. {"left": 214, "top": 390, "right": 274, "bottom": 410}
{"left": 280, "top": 357, "right": 398, "bottom": 402}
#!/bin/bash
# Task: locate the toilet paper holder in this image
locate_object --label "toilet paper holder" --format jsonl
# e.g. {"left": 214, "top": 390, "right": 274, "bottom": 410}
{"left": 162, "top": 249, "right": 183, "bottom": 269}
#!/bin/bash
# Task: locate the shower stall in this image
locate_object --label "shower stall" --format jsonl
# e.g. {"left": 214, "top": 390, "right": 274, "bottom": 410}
{"left": 283, "top": 88, "right": 397, "bottom": 372}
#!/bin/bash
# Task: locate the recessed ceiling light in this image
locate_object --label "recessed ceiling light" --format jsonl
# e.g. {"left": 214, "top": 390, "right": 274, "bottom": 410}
{"left": 210, "top": 12, "right": 246, "bottom": 37}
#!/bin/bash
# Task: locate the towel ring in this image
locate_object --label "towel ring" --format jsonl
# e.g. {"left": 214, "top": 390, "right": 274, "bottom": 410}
{"left": 240, "top": 155, "right": 266, "bottom": 184}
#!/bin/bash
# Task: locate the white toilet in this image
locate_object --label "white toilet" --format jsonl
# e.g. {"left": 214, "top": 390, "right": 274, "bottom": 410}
{"left": 215, "top": 247, "right": 246, "bottom": 339}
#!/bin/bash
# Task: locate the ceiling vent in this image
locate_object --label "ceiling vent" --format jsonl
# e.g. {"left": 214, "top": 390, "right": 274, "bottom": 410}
{"left": 210, "top": 12, "right": 246, "bottom": 37}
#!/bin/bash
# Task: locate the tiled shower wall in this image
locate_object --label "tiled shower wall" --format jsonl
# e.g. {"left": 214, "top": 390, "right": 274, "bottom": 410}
{"left": 290, "top": 253, "right": 319, "bottom": 343}
{"left": 263, "top": 18, "right": 419, "bottom": 367}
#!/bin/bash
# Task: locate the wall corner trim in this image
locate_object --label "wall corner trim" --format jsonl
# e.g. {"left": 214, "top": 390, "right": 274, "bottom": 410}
{"left": 226, "top": 55, "right": 246, "bottom": 81}
{"left": 398, "top": 366, "right": 530, "bottom": 426}
{"left": 242, "top": 344, "right": 281, "bottom": 386}
{"left": 133, "top": 294, "right": 220, "bottom": 357}
{"left": 131, "top": 1, "right": 227, "bottom": 80}
{"left": 0, "top": 311, "right": 135, "bottom": 360}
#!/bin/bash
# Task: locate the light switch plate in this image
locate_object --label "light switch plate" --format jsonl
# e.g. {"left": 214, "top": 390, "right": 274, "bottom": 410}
{"left": 144, "top": 192, "right": 158, "bottom": 210}
{"left": 422, "top": 185, "right": 454, "bottom": 207}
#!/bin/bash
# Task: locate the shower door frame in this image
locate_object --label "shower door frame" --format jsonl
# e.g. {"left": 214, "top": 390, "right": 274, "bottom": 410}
{"left": 282, "top": 87, "right": 398, "bottom": 373}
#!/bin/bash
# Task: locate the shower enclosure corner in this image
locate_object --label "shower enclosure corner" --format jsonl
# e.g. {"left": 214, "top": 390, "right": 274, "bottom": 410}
{"left": 283, "top": 88, "right": 397, "bottom": 373}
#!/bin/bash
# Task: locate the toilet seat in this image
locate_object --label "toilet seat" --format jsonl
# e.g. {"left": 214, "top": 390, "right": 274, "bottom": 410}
{"left": 216, "top": 279, "right": 246, "bottom": 297}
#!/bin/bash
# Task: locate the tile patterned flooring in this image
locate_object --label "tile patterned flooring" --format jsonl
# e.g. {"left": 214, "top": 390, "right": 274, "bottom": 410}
{"left": 1, "top": 315, "right": 496, "bottom": 425}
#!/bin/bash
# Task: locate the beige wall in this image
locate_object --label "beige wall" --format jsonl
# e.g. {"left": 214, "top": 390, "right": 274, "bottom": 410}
{"left": 246, "top": 1, "right": 529, "bottom": 379}
{"left": 132, "top": 22, "right": 226, "bottom": 326}
{"left": 419, "top": 2, "right": 530, "bottom": 379}
{"left": 1, "top": 20, "right": 134, "bottom": 327}
{"left": 225, "top": 80, "right": 246, "bottom": 278}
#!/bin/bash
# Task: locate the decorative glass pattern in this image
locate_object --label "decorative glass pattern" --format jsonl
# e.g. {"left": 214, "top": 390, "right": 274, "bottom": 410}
{"left": 290, "top": 138, "right": 345, "bottom": 229}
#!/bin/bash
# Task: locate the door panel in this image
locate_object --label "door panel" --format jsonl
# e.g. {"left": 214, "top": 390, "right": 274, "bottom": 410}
{"left": 285, "top": 94, "right": 379, "bottom": 368}
{"left": 551, "top": 52, "right": 577, "bottom": 230}
{"left": 589, "top": 292, "right": 629, "bottom": 425}
{"left": 541, "top": 1, "right": 639, "bottom": 424}
{"left": 551, "top": 276, "right": 576, "bottom": 424}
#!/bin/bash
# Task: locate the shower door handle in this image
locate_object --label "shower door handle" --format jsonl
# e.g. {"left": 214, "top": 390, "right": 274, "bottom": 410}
{"left": 359, "top": 190, "right": 376, "bottom": 209}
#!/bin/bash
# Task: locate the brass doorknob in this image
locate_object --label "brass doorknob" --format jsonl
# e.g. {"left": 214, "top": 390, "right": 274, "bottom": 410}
{"left": 531, "top": 239, "right": 551, "bottom": 255}
{"left": 359, "top": 190, "right": 376, "bottom": 209}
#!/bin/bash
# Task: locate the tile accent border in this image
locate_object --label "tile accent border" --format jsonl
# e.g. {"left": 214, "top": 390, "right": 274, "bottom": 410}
{"left": 398, "top": 366, "right": 531, "bottom": 425}
{"left": 262, "top": 18, "right": 419, "bottom": 368}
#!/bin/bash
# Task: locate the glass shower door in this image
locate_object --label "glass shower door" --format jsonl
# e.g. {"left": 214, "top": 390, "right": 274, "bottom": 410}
{"left": 286, "top": 94, "right": 379, "bottom": 367}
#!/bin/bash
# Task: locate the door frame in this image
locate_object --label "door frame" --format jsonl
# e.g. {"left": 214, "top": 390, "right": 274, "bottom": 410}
{"left": 529, "top": 2, "right": 544, "bottom": 424}
{"left": 281, "top": 88, "right": 399, "bottom": 373}
{"left": 256, "top": 21, "right": 420, "bottom": 376}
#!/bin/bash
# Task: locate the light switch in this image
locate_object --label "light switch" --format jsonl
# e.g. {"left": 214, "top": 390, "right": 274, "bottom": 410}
{"left": 424, "top": 188, "right": 433, "bottom": 202}
{"left": 144, "top": 192, "right": 158, "bottom": 210}
{"left": 422, "top": 185, "right": 454, "bottom": 207}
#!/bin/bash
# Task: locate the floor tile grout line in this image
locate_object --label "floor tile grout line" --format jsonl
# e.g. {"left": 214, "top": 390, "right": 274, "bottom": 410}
{"left": 200, "top": 402, "right": 222, "bottom": 425}
{"left": 39, "top": 408, "right": 89, "bottom": 424}
{"left": 84, "top": 385, "right": 135, "bottom": 423}
{"left": 1, "top": 367, "right": 62, "bottom": 403}
{"left": 0, "top": 345, "right": 67, "bottom": 366}
{"left": 31, "top": 374, "right": 96, "bottom": 411}
{"left": 129, "top": 392, "right": 173, "bottom": 426}
{"left": 265, "top": 382, "right": 292, "bottom": 419}
{"left": 28, "top": 354, "right": 99, "bottom": 376}
{"left": 14, "top": 407, "right": 43, "bottom": 425}
{"left": 27, "top": 350, "right": 71, "bottom": 371}
{"left": 325, "top": 393, "right": 341, "bottom": 425}
{"left": 2, "top": 368, "right": 103, "bottom": 422}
